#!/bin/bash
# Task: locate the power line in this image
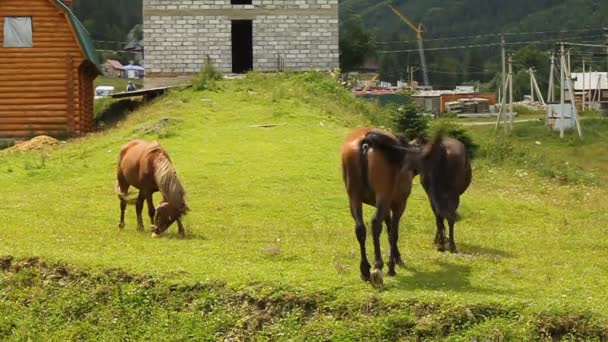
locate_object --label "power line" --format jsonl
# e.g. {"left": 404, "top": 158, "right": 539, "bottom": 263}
{"left": 380, "top": 38, "right": 607, "bottom": 54}
{"left": 375, "top": 28, "right": 605, "bottom": 44}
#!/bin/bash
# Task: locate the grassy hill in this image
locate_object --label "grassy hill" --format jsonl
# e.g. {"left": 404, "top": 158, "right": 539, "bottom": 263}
{"left": 1, "top": 73, "right": 608, "bottom": 340}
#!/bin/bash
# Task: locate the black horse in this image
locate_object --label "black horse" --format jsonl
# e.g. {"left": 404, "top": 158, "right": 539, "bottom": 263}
{"left": 415, "top": 136, "right": 472, "bottom": 253}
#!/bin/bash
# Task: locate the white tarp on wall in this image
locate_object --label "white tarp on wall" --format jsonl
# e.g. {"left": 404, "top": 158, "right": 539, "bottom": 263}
{"left": 3, "top": 17, "right": 33, "bottom": 48}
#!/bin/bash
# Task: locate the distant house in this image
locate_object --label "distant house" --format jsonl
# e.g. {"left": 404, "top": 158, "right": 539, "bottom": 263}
{"left": 0, "top": 0, "right": 101, "bottom": 138}
{"left": 572, "top": 72, "right": 608, "bottom": 114}
{"left": 573, "top": 72, "right": 608, "bottom": 101}
{"left": 143, "top": 0, "right": 339, "bottom": 84}
{"left": 103, "top": 59, "right": 125, "bottom": 77}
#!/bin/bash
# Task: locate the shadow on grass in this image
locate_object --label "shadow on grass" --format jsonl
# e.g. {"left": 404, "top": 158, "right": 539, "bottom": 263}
{"left": 457, "top": 243, "right": 515, "bottom": 259}
{"left": 95, "top": 99, "right": 144, "bottom": 129}
{"left": 389, "top": 261, "right": 512, "bottom": 295}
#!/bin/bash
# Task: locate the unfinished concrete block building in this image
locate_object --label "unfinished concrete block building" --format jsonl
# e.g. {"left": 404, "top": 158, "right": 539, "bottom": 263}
{"left": 143, "top": 0, "right": 339, "bottom": 78}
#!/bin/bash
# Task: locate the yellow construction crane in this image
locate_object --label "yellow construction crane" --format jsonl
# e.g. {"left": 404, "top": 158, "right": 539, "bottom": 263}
{"left": 387, "top": 4, "right": 430, "bottom": 86}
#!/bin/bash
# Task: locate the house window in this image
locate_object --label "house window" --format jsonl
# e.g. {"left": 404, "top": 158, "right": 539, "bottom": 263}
{"left": 231, "top": 0, "right": 252, "bottom": 4}
{"left": 3, "top": 17, "right": 33, "bottom": 48}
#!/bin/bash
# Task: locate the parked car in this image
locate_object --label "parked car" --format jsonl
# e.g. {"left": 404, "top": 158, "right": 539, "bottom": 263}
{"left": 95, "top": 86, "right": 115, "bottom": 100}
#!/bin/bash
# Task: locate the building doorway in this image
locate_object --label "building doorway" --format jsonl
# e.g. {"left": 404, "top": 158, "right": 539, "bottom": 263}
{"left": 231, "top": 20, "right": 253, "bottom": 73}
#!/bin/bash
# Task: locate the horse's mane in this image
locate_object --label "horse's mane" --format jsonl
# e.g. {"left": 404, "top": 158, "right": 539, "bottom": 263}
{"left": 147, "top": 143, "right": 188, "bottom": 215}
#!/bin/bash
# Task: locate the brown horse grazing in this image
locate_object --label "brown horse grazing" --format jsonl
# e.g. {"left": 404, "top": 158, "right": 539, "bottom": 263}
{"left": 341, "top": 128, "right": 417, "bottom": 286}
{"left": 415, "top": 136, "right": 472, "bottom": 253}
{"left": 116, "top": 140, "right": 189, "bottom": 237}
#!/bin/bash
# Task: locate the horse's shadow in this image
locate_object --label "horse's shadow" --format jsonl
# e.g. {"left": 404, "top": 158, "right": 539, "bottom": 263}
{"left": 456, "top": 243, "right": 515, "bottom": 260}
{"left": 387, "top": 259, "right": 511, "bottom": 295}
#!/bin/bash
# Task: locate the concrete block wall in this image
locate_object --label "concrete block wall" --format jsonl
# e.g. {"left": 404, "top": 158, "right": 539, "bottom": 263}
{"left": 143, "top": 0, "right": 339, "bottom": 76}
{"left": 253, "top": 15, "right": 338, "bottom": 72}
{"left": 144, "top": 15, "right": 232, "bottom": 75}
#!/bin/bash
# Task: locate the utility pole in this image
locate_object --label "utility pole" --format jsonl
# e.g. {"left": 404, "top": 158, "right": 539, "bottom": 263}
{"left": 530, "top": 68, "right": 545, "bottom": 105}
{"left": 495, "top": 54, "right": 513, "bottom": 132}
{"left": 548, "top": 53, "right": 555, "bottom": 103}
{"left": 408, "top": 65, "right": 419, "bottom": 85}
{"left": 508, "top": 55, "right": 514, "bottom": 131}
{"left": 582, "top": 59, "right": 586, "bottom": 111}
{"left": 530, "top": 68, "right": 535, "bottom": 102}
{"left": 560, "top": 43, "right": 566, "bottom": 138}
{"left": 589, "top": 66, "right": 593, "bottom": 106}
{"left": 501, "top": 34, "right": 506, "bottom": 90}
{"left": 563, "top": 46, "right": 583, "bottom": 138}
{"left": 604, "top": 27, "right": 608, "bottom": 72}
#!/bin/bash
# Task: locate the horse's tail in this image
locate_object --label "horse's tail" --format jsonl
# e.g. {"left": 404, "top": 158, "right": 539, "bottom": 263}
{"left": 360, "top": 132, "right": 408, "bottom": 167}
{"left": 359, "top": 132, "right": 410, "bottom": 190}
{"left": 359, "top": 138, "right": 370, "bottom": 191}
{"left": 115, "top": 182, "right": 127, "bottom": 200}
{"left": 429, "top": 135, "right": 449, "bottom": 211}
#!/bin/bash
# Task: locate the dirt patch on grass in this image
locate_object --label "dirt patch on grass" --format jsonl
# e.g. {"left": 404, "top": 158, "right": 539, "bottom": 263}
{"left": 1, "top": 135, "right": 59, "bottom": 153}
{"left": 131, "top": 117, "right": 184, "bottom": 138}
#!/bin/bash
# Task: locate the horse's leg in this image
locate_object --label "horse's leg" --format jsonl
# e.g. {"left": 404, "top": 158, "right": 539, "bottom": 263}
{"left": 117, "top": 175, "right": 129, "bottom": 229}
{"left": 350, "top": 198, "right": 370, "bottom": 282}
{"left": 447, "top": 217, "right": 458, "bottom": 253}
{"left": 135, "top": 192, "right": 145, "bottom": 231}
{"left": 146, "top": 194, "right": 155, "bottom": 229}
{"left": 370, "top": 202, "right": 389, "bottom": 287}
{"left": 371, "top": 202, "right": 389, "bottom": 271}
{"left": 387, "top": 204, "right": 406, "bottom": 276}
{"left": 447, "top": 196, "right": 460, "bottom": 253}
{"left": 119, "top": 199, "right": 127, "bottom": 229}
{"left": 435, "top": 214, "right": 447, "bottom": 252}
{"left": 384, "top": 213, "right": 395, "bottom": 276}
{"left": 176, "top": 218, "right": 186, "bottom": 238}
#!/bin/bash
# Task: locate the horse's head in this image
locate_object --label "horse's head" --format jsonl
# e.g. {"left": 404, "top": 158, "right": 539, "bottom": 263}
{"left": 406, "top": 134, "right": 445, "bottom": 176}
{"left": 153, "top": 201, "right": 188, "bottom": 235}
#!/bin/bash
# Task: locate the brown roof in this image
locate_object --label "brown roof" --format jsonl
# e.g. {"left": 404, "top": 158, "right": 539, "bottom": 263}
{"left": 105, "top": 59, "right": 124, "bottom": 70}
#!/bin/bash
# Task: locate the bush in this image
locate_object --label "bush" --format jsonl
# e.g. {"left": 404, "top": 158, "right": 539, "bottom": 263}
{"left": 392, "top": 102, "right": 430, "bottom": 140}
{"left": 192, "top": 57, "right": 223, "bottom": 91}
{"left": 430, "top": 120, "right": 479, "bottom": 159}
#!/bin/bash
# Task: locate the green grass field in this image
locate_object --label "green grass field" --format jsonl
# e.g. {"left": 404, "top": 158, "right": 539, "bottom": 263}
{"left": 1, "top": 73, "right": 607, "bottom": 340}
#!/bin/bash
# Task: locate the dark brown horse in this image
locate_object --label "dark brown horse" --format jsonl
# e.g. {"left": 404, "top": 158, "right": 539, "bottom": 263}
{"left": 116, "top": 140, "right": 189, "bottom": 237}
{"left": 341, "top": 128, "right": 417, "bottom": 286}
{"left": 415, "top": 136, "right": 472, "bottom": 253}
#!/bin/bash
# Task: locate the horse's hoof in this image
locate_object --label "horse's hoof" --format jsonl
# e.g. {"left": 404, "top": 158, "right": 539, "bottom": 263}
{"left": 387, "top": 268, "right": 396, "bottom": 277}
{"left": 370, "top": 268, "right": 384, "bottom": 288}
{"left": 151, "top": 232, "right": 160, "bottom": 238}
{"left": 118, "top": 223, "right": 125, "bottom": 229}
{"left": 450, "top": 247, "right": 458, "bottom": 254}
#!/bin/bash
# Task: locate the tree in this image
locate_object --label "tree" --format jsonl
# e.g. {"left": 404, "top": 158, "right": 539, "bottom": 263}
{"left": 339, "top": 11, "right": 376, "bottom": 72}
{"left": 392, "top": 100, "right": 429, "bottom": 140}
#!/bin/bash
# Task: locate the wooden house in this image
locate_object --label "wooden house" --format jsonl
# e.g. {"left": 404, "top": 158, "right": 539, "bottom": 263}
{"left": 0, "top": 0, "right": 101, "bottom": 138}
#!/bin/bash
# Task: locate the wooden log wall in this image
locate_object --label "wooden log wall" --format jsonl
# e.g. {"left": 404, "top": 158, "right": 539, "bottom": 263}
{"left": 0, "top": 0, "right": 93, "bottom": 138}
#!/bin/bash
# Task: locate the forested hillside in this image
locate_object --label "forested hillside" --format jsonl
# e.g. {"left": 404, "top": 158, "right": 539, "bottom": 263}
{"left": 72, "top": 0, "right": 141, "bottom": 51}
{"left": 340, "top": 0, "right": 608, "bottom": 37}
{"left": 340, "top": 0, "right": 608, "bottom": 90}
